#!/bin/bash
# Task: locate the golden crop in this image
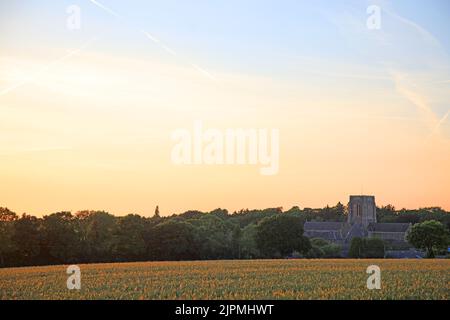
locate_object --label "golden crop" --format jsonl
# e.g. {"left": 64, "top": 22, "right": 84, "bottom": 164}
{"left": 0, "top": 259, "right": 448, "bottom": 300}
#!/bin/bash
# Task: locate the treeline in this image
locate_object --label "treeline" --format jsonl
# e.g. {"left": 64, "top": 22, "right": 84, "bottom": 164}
{"left": 1, "top": 204, "right": 449, "bottom": 267}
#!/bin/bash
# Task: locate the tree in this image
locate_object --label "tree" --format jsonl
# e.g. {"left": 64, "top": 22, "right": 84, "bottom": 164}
{"left": 256, "top": 215, "right": 311, "bottom": 258}
{"left": 75, "top": 211, "right": 117, "bottom": 262}
{"left": 310, "top": 238, "right": 330, "bottom": 247}
{"left": 232, "top": 224, "right": 242, "bottom": 259}
{"left": 113, "top": 214, "right": 147, "bottom": 261}
{"left": 334, "top": 202, "right": 345, "bottom": 215}
{"left": 305, "top": 245, "right": 325, "bottom": 258}
{"left": 239, "top": 223, "right": 260, "bottom": 259}
{"left": 13, "top": 214, "right": 41, "bottom": 266}
{"left": 189, "top": 214, "right": 234, "bottom": 259}
{"left": 308, "top": 238, "right": 341, "bottom": 258}
{"left": 407, "top": 220, "right": 449, "bottom": 258}
{"left": 0, "top": 208, "right": 18, "bottom": 266}
{"left": 348, "top": 237, "right": 385, "bottom": 258}
{"left": 348, "top": 237, "right": 364, "bottom": 258}
{"left": 41, "top": 212, "right": 79, "bottom": 263}
{"left": 1, "top": 203, "right": 449, "bottom": 267}
{"left": 147, "top": 220, "right": 199, "bottom": 260}
{"left": 363, "top": 238, "right": 385, "bottom": 258}
{"left": 321, "top": 243, "right": 342, "bottom": 258}
{"left": 383, "top": 204, "right": 396, "bottom": 212}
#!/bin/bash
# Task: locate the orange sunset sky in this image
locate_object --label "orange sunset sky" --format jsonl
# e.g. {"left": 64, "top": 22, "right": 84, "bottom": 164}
{"left": 0, "top": 0, "right": 449, "bottom": 216}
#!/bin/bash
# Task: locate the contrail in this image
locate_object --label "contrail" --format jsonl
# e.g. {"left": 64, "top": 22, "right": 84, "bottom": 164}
{"left": 87, "top": 0, "right": 215, "bottom": 81}
{"left": 429, "top": 109, "right": 450, "bottom": 138}
{"left": 190, "top": 63, "right": 216, "bottom": 81}
{"left": 0, "top": 37, "right": 97, "bottom": 97}
{"left": 141, "top": 30, "right": 160, "bottom": 43}
{"left": 88, "top": 0, "right": 121, "bottom": 19}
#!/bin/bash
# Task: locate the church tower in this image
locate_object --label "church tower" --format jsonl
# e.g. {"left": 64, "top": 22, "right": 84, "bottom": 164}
{"left": 348, "top": 195, "right": 377, "bottom": 227}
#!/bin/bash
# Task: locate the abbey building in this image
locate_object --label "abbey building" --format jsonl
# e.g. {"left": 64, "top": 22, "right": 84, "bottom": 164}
{"left": 304, "top": 195, "right": 411, "bottom": 246}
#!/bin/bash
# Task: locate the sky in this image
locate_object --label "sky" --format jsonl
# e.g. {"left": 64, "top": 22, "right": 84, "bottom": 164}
{"left": 0, "top": 0, "right": 449, "bottom": 216}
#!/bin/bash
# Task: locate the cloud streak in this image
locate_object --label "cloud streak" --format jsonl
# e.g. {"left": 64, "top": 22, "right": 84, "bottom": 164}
{"left": 0, "top": 37, "right": 97, "bottom": 98}
{"left": 88, "top": 0, "right": 215, "bottom": 81}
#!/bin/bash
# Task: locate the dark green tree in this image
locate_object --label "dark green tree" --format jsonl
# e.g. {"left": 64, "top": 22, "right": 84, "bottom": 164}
{"left": 13, "top": 214, "right": 41, "bottom": 266}
{"left": 321, "top": 243, "right": 342, "bottom": 258}
{"left": 348, "top": 237, "right": 364, "bottom": 258}
{"left": 407, "top": 220, "right": 449, "bottom": 258}
{"left": 41, "top": 212, "right": 79, "bottom": 263}
{"left": 188, "top": 213, "right": 234, "bottom": 259}
{"left": 113, "top": 214, "right": 146, "bottom": 260}
{"left": 305, "top": 245, "right": 325, "bottom": 258}
{"left": 75, "top": 211, "right": 117, "bottom": 262}
{"left": 147, "top": 220, "right": 199, "bottom": 260}
{"left": 0, "top": 208, "right": 18, "bottom": 266}
{"left": 307, "top": 238, "right": 341, "bottom": 258}
{"left": 255, "top": 215, "right": 311, "bottom": 258}
{"left": 363, "top": 238, "right": 385, "bottom": 258}
{"left": 310, "top": 238, "right": 330, "bottom": 247}
{"left": 232, "top": 224, "right": 242, "bottom": 259}
{"left": 239, "top": 223, "right": 260, "bottom": 259}
{"left": 349, "top": 237, "right": 385, "bottom": 258}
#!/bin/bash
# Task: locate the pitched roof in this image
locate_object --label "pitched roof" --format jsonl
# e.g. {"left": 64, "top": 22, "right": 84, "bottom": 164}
{"left": 347, "top": 223, "right": 367, "bottom": 238}
{"left": 304, "top": 230, "right": 345, "bottom": 241}
{"left": 304, "top": 221, "right": 347, "bottom": 231}
{"left": 367, "top": 223, "right": 411, "bottom": 233}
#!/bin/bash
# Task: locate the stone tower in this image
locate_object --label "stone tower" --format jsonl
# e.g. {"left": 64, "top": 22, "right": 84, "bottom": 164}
{"left": 348, "top": 195, "right": 377, "bottom": 227}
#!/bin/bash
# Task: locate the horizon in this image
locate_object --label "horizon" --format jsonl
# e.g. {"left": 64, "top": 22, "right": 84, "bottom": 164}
{"left": 2, "top": 195, "right": 448, "bottom": 218}
{"left": 1, "top": 0, "right": 449, "bottom": 216}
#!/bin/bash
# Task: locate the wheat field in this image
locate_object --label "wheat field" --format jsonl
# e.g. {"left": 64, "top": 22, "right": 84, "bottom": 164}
{"left": 0, "top": 259, "right": 448, "bottom": 300}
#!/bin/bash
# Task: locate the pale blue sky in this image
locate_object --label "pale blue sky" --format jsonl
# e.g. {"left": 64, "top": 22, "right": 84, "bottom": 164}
{"left": 2, "top": 0, "right": 450, "bottom": 72}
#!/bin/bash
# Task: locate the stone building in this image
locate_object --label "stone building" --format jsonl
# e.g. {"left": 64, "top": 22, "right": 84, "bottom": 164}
{"left": 304, "top": 195, "right": 411, "bottom": 248}
{"left": 348, "top": 195, "right": 377, "bottom": 227}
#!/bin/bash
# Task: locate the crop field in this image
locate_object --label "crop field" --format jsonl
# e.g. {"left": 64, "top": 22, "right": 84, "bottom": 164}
{"left": 0, "top": 259, "right": 448, "bottom": 300}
